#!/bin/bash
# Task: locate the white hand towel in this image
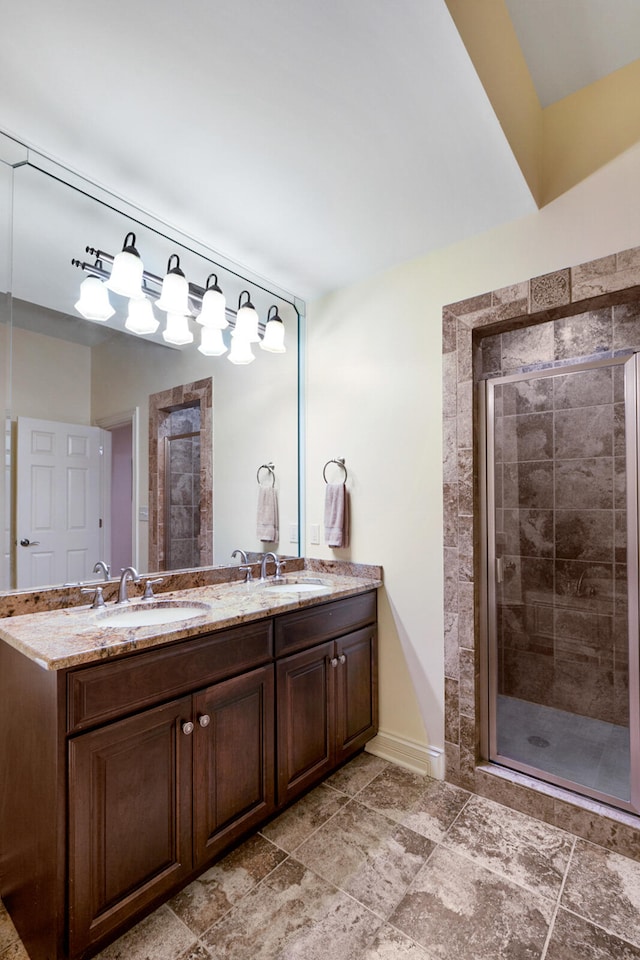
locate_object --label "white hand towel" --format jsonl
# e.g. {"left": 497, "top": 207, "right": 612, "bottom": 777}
{"left": 324, "top": 482, "right": 349, "bottom": 548}
{"left": 257, "top": 485, "right": 279, "bottom": 542}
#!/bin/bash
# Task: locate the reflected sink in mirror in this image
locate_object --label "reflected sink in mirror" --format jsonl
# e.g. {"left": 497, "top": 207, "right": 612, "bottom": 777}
{"left": 95, "top": 600, "right": 211, "bottom": 628}
{"left": 260, "top": 578, "right": 332, "bottom": 595}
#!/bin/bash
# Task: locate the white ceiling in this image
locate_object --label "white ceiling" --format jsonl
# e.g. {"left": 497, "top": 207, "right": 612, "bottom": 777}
{"left": 0, "top": 0, "right": 636, "bottom": 300}
{"left": 505, "top": 0, "right": 640, "bottom": 107}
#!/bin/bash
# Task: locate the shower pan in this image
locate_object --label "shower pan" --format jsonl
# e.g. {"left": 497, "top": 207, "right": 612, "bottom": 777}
{"left": 481, "top": 353, "right": 640, "bottom": 813}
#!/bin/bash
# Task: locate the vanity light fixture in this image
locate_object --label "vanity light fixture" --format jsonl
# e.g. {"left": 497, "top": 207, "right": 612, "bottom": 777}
{"left": 233, "top": 290, "right": 260, "bottom": 343}
{"left": 74, "top": 261, "right": 115, "bottom": 321}
{"left": 198, "top": 325, "right": 228, "bottom": 356}
{"left": 105, "top": 232, "right": 144, "bottom": 298}
{"left": 162, "top": 311, "right": 194, "bottom": 346}
{"left": 125, "top": 294, "right": 159, "bottom": 335}
{"left": 197, "top": 273, "right": 227, "bottom": 329}
{"left": 260, "top": 305, "right": 286, "bottom": 353}
{"left": 156, "top": 254, "right": 190, "bottom": 315}
{"left": 72, "top": 235, "right": 289, "bottom": 362}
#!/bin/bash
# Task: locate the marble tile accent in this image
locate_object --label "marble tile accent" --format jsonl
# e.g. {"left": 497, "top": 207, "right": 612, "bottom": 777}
{"left": 260, "top": 783, "right": 350, "bottom": 853}
{"left": 94, "top": 904, "right": 198, "bottom": 960}
{"left": 361, "top": 924, "right": 434, "bottom": 959}
{"left": 200, "top": 857, "right": 382, "bottom": 960}
{"left": 442, "top": 794, "right": 573, "bottom": 900}
{"left": 169, "top": 835, "right": 287, "bottom": 935}
{"left": 293, "top": 800, "right": 435, "bottom": 918}
{"left": 389, "top": 846, "right": 553, "bottom": 960}
{"left": 530, "top": 269, "right": 571, "bottom": 311}
{"left": 356, "top": 764, "right": 469, "bottom": 843}
{"left": 562, "top": 840, "right": 640, "bottom": 946}
{"left": 546, "top": 909, "right": 640, "bottom": 959}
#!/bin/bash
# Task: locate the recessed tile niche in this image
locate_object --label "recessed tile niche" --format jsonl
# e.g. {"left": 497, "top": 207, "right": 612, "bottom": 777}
{"left": 442, "top": 246, "right": 640, "bottom": 858}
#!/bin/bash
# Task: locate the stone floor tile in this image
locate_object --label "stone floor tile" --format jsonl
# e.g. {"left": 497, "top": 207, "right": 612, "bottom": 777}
{"left": 201, "top": 857, "right": 383, "bottom": 959}
{"left": 356, "top": 765, "right": 470, "bottom": 842}
{"left": 0, "top": 904, "right": 19, "bottom": 954}
{"left": 562, "top": 839, "right": 640, "bottom": 947}
{"left": 259, "top": 783, "right": 349, "bottom": 852}
{"left": 443, "top": 793, "right": 573, "bottom": 899}
{"left": 389, "top": 846, "right": 553, "bottom": 960}
{"left": 94, "top": 904, "right": 198, "bottom": 960}
{"left": 0, "top": 942, "right": 32, "bottom": 960}
{"left": 546, "top": 908, "right": 640, "bottom": 959}
{"left": 294, "top": 800, "right": 434, "bottom": 918}
{"left": 325, "top": 752, "right": 389, "bottom": 796}
{"left": 168, "top": 834, "right": 287, "bottom": 935}
{"left": 177, "top": 945, "right": 214, "bottom": 960}
{"left": 361, "top": 924, "right": 435, "bottom": 959}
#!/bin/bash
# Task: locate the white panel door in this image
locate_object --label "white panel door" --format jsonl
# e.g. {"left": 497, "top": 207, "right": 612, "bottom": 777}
{"left": 16, "top": 417, "right": 104, "bottom": 588}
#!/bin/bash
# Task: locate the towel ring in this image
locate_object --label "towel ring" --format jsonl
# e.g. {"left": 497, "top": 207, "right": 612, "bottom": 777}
{"left": 323, "top": 457, "right": 348, "bottom": 483}
{"left": 257, "top": 462, "right": 276, "bottom": 487}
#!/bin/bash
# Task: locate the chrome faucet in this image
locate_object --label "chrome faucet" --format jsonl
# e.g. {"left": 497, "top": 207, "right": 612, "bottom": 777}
{"left": 93, "top": 560, "right": 111, "bottom": 581}
{"left": 232, "top": 549, "right": 248, "bottom": 564}
{"left": 117, "top": 566, "right": 140, "bottom": 604}
{"left": 260, "top": 552, "right": 278, "bottom": 582}
{"left": 233, "top": 548, "right": 254, "bottom": 582}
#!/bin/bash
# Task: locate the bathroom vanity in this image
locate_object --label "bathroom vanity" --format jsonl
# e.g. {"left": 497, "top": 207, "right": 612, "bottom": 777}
{"left": 0, "top": 566, "right": 380, "bottom": 960}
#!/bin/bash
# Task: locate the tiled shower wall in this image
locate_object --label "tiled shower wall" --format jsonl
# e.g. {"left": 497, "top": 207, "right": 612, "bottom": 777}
{"left": 166, "top": 407, "right": 201, "bottom": 570}
{"left": 442, "top": 246, "right": 640, "bottom": 856}
{"left": 479, "top": 318, "right": 633, "bottom": 726}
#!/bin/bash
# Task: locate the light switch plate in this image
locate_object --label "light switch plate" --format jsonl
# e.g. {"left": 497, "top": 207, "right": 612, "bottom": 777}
{"left": 138, "top": 506, "right": 149, "bottom": 522}
{"left": 310, "top": 523, "right": 320, "bottom": 544}
{"left": 289, "top": 523, "right": 298, "bottom": 544}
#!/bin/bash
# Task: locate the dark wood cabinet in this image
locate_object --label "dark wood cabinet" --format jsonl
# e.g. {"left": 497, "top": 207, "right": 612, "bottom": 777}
{"left": 275, "top": 598, "right": 378, "bottom": 805}
{"left": 0, "top": 590, "right": 376, "bottom": 960}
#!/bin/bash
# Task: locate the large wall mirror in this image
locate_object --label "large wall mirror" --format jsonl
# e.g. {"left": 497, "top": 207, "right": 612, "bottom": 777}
{"left": 0, "top": 145, "right": 302, "bottom": 593}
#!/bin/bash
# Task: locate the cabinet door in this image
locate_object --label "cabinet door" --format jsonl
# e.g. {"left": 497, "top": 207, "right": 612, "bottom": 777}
{"left": 68, "top": 696, "right": 193, "bottom": 957}
{"left": 335, "top": 626, "right": 378, "bottom": 764}
{"left": 276, "top": 640, "right": 335, "bottom": 805}
{"left": 193, "top": 664, "right": 275, "bottom": 864}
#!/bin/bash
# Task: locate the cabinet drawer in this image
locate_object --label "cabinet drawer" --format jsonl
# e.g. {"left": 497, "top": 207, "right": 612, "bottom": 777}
{"left": 67, "top": 620, "right": 273, "bottom": 732}
{"left": 274, "top": 591, "right": 376, "bottom": 656}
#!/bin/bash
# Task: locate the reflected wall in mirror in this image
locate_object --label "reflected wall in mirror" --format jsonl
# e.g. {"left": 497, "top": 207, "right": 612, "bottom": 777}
{"left": 0, "top": 154, "right": 302, "bottom": 592}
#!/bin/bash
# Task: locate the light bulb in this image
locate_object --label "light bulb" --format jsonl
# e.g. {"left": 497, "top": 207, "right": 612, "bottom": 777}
{"left": 260, "top": 306, "right": 286, "bottom": 353}
{"left": 156, "top": 254, "right": 190, "bottom": 314}
{"left": 74, "top": 275, "right": 114, "bottom": 321}
{"left": 198, "top": 325, "right": 228, "bottom": 356}
{"left": 234, "top": 290, "right": 259, "bottom": 342}
{"left": 162, "top": 312, "right": 193, "bottom": 345}
{"left": 228, "top": 334, "right": 255, "bottom": 364}
{"left": 105, "top": 232, "right": 143, "bottom": 298}
{"left": 125, "top": 296, "right": 159, "bottom": 335}
{"left": 197, "top": 274, "right": 227, "bottom": 329}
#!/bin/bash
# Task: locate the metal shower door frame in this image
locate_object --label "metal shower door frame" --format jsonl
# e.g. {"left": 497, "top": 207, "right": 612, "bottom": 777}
{"left": 479, "top": 353, "right": 640, "bottom": 814}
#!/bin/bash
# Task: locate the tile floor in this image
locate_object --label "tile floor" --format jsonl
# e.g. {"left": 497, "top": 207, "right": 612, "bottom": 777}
{"left": 3, "top": 752, "right": 640, "bottom": 959}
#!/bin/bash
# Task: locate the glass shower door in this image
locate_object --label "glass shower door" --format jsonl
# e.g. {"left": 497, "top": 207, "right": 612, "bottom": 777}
{"left": 485, "top": 355, "right": 639, "bottom": 811}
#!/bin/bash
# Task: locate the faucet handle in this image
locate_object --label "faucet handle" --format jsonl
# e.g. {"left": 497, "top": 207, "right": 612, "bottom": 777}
{"left": 143, "top": 577, "right": 164, "bottom": 599}
{"left": 81, "top": 585, "right": 106, "bottom": 609}
{"left": 274, "top": 558, "right": 286, "bottom": 580}
{"left": 238, "top": 565, "right": 253, "bottom": 583}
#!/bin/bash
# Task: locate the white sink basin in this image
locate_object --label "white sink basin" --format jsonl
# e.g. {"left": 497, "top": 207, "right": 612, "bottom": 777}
{"left": 262, "top": 578, "right": 332, "bottom": 595}
{"left": 96, "top": 601, "right": 211, "bottom": 628}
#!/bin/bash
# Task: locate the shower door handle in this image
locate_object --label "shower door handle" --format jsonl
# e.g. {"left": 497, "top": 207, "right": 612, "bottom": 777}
{"left": 496, "top": 557, "right": 504, "bottom": 583}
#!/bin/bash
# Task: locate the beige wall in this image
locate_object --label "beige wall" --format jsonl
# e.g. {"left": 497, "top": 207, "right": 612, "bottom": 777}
{"left": 11, "top": 326, "right": 91, "bottom": 422}
{"left": 306, "top": 140, "right": 640, "bottom": 765}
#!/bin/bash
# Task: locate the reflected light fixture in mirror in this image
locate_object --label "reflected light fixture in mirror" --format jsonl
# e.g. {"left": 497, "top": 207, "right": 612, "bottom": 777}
{"left": 105, "top": 232, "right": 143, "bottom": 297}
{"left": 261, "top": 305, "right": 286, "bottom": 353}
{"left": 163, "top": 312, "right": 193, "bottom": 345}
{"left": 74, "top": 263, "right": 114, "bottom": 321}
{"left": 197, "top": 273, "right": 227, "bottom": 329}
{"left": 156, "top": 254, "right": 190, "bottom": 314}
{"left": 125, "top": 294, "right": 159, "bottom": 335}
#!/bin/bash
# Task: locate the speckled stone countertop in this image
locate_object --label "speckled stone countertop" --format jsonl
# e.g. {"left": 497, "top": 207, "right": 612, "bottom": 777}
{"left": 0, "top": 559, "right": 382, "bottom": 671}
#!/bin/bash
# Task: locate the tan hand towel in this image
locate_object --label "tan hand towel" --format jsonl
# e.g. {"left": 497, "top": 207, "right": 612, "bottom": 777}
{"left": 257, "top": 485, "right": 279, "bottom": 542}
{"left": 324, "top": 482, "right": 349, "bottom": 548}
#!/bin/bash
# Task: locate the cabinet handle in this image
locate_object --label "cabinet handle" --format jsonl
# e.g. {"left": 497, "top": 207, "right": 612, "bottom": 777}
{"left": 198, "top": 714, "right": 211, "bottom": 728}
{"left": 339, "top": 654, "right": 346, "bottom": 664}
{"left": 181, "top": 721, "right": 194, "bottom": 735}
{"left": 329, "top": 657, "right": 338, "bottom": 668}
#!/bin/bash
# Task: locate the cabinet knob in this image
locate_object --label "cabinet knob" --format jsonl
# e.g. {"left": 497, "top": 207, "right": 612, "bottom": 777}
{"left": 329, "top": 657, "right": 338, "bottom": 668}
{"left": 339, "top": 654, "right": 346, "bottom": 664}
{"left": 198, "top": 714, "right": 211, "bottom": 728}
{"left": 181, "top": 721, "right": 195, "bottom": 735}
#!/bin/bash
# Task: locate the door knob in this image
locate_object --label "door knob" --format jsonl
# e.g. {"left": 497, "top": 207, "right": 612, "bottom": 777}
{"left": 181, "top": 721, "right": 194, "bottom": 735}
{"left": 19, "top": 538, "right": 41, "bottom": 547}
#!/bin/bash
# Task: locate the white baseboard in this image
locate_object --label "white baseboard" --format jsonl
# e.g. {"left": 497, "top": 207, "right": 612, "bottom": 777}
{"left": 365, "top": 731, "right": 445, "bottom": 779}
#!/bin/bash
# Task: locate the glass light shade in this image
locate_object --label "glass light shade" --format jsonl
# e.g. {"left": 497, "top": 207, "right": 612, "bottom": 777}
{"left": 125, "top": 296, "right": 159, "bottom": 335}
{"left": 197, "top": 287, "right": 227, "bottom": 329}
{"left": 234, "top": 303, "right": 260, "bottom": 343}
{"left": 162, "top": 312, "right": 193, "bottom": 345}
{"left": 105, "top": 236, "right": 144, "bottom": 298}
{"left": 198, "top": 325, "right": 228, "bottom": 356}
{"left": 260, "top": 317, "right": 286, "bottom": 353}
{"left": 228, "top": 334, "right": 255, "bottom": 364}
{"left": 156, "top": 269, "right": 190, "bottom": 314}
{"left": 74, "top": 275, "right": 115, "bottom": 321}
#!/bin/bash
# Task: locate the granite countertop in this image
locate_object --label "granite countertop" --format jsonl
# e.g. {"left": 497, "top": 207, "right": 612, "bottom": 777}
{"left": 0, "top": 561, "right": 382, "bottom": 671}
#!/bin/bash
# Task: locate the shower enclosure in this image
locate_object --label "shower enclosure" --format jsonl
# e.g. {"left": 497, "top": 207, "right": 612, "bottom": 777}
{"left": 482, "top": 354, "right": 639, "bottom": 812}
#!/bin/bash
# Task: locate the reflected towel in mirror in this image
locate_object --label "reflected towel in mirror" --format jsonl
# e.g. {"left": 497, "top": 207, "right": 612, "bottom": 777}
{"left": 324, "top": 482, "right": 349, "bottom": 548}
{"left": 257, "top": 485, "right": 279, "bottom": 542}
